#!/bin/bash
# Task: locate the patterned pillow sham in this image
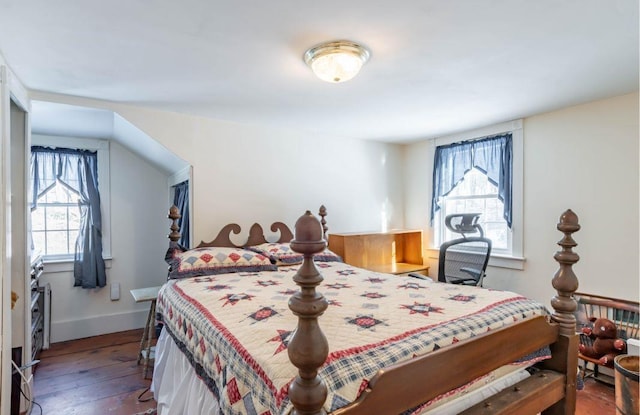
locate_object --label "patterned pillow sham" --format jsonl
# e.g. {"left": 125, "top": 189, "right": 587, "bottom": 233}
{"left": 247, "top": 242, "right": 343, "bottom": 265}
{"left": 314, "top": 248, "right": 343, "bottom": 263}
{"left": 167, "top": 246, "right": 277, "bottom": 279}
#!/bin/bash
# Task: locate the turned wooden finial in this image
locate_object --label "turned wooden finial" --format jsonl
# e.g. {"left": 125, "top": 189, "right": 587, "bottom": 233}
{"left": 319, "top": 205, "right": 328, "bottom": 241}
{"left": 288, "top": 211, "right": 329, "bottom": 415}
{"left": 551, "top": 209, "right": 580, "bottom": 335}
{"left": 168, "top": 205, "right": 182, "bottom": 243}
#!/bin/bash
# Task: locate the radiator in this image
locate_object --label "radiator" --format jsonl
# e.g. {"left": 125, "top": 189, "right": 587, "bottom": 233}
{"left": 41, "top": 282, "right": 51, "bottom": 350}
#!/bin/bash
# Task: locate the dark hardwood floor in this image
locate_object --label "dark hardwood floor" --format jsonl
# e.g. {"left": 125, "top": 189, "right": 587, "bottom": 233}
{"left": 32, "top": 329, "right": 615, "bottom": 414}
{"left": 33, "top": 329, "right": 156, "bottom": 415}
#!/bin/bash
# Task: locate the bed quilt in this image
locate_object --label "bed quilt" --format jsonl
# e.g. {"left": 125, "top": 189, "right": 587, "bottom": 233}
{"left": 156, "top": 261, "right": 548, "bottom": 415}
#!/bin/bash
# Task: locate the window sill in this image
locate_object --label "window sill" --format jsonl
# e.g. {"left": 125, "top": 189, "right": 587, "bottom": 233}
{"left": 487, "top": 253, "right": 525, "bottom": 270}
{"left": 42, "top": 257, "right": 112, "bottom": 274}
{"left": 426, "top": 248, "right": 525, "bottom": 271}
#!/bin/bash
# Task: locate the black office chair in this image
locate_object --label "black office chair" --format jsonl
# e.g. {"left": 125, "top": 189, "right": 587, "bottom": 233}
{"left": 437, "top": 213, "right": 492, "bottom": 287}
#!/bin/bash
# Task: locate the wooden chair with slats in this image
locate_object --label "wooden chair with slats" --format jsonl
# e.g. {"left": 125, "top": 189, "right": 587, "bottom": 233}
{"left": 574, "top": 292, "right": 640, "bottom": 384}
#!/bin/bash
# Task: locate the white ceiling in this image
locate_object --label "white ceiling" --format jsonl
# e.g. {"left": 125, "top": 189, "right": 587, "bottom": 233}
{"left": 0, "top": 0, "right": 637, "bottom": 143}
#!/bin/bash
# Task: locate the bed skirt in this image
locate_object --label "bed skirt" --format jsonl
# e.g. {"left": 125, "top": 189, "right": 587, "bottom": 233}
{"left": 151, "top": 327, "right": 531, "bottom": 415}
{"left": 152, "top": 328, "right": 221, "bottom": 415}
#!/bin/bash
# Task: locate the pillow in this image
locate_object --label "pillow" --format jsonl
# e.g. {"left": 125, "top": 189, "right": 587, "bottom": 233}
{"left": 165, "top": 242, "right": 187, "bottom": 264}
{"left": 167, "top": 246, "right": 277, "bottom": 279}
{"left": 247, "top": 242, "right": 343, "bottom": 266}
{"left": 247, "top": 242, "right": 303, "bottom": 265}
{"left": 314, "top": 248, "right": 343, "bottom": 263}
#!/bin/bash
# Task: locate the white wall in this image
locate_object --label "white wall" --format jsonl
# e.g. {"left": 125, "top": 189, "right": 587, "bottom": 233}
{"left": 29, "top": 93, "right": 405, "bottom": 241}
{"left": 405, "top": 92, "right": 639, "bottom": 306}
{"left": 39, "top": 141, "right": 170, "bottom": 342}
{"left": 109, "top": 105, "right": 405, "bottom": 243}
{"left": 520, "top": 92, "right": 638, "bottom": 304}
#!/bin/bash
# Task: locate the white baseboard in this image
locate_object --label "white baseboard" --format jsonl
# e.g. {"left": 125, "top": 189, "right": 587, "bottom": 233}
{"left": 50, "top": 309, "right": 150, "bottom": 343}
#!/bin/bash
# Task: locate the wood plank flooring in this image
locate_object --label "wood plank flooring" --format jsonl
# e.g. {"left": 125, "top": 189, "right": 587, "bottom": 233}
{"left": 578, "top": 377, "right": 617, "bottom": 415}
{"left": 32, "top": 329, "right": 616, "bottom": 414}
{"left": 33, "top": 329, "right": 156, "bottom": 415}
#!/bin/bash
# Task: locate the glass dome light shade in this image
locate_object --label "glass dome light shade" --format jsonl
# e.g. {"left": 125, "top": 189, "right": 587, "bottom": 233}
{"left": 304, "top": 41, "right": 370, "bottom": 83}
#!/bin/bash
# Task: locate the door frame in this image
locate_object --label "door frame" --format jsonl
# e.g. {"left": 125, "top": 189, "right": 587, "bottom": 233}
{"left": 0, "top": 60, "right": 30, "bottom": 415}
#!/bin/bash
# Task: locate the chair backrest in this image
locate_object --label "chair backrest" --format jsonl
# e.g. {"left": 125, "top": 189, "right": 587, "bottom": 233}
{"left": 438, "top": 236, "right": 492, "bottom": 286}
{"left": 444, "top": 213, "right": 485, "bottom": 238}
{"left": 575, "top": 293, "right": 639, "bottom": 341}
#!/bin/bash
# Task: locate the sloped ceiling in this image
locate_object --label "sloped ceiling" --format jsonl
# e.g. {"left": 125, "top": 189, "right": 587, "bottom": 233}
{"left": 1, "top": 0, "right": 638, "bottom": 143}
{"left": 31, "top": 101, "right": 188, "bottom": 175}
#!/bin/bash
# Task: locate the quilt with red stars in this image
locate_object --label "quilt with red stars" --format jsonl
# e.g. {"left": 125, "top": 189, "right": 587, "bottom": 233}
{"left": 156, "top": 261, "right": 548, "bottom": 415}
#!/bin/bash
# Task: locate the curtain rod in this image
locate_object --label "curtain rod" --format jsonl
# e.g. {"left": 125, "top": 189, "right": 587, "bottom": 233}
{"left": 437, "top": 131, "right": 512, "bottom": 148}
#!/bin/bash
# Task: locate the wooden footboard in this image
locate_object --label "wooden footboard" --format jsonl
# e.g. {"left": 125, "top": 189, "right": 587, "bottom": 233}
{"left": 288, "top": 209, "right": 580, "bottom": 415}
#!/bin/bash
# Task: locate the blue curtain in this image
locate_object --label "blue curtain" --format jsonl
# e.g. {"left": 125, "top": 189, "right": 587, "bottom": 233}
{"left": 431, "top": 133, "right": 513, "bottom": 228}
{"left": 31, "top": 146, "right": 106, "bottom": 288}
{"left": 172, "top": 180, "right": 190, "bottom": 248}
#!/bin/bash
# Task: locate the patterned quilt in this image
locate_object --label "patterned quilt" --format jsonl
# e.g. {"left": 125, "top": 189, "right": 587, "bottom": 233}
{"left": 156, "top": 261, "right": 549, "bottom": 415}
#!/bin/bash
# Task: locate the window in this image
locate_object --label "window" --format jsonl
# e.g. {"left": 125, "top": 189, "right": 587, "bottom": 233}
{"left": 171, "top": 180, "right": 190, "bottom": 248}
{"left": 438, "top": 168, "right": 511, "bottom": 253}
{"left": 31, "top": 181, "right": 81, "bottom": 259}
{"left": 30, "top": 135, "right": 111, "bottom": 288}
{"left": 430, "top": 121, "right": 524, "bottom": 268}
{"left": 30, "top": 135, "right": 111, "bottom": 261}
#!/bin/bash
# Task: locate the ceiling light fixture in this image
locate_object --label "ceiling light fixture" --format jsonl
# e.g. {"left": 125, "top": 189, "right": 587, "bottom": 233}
{"left": 304, "top": 40, "right": 370, "bottom": 83}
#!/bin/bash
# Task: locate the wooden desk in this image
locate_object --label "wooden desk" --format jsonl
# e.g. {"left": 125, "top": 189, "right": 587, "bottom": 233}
{"left": 130, "top": 286, "right": 161, "bottom": 379}
{"left": 328, "top": 230, "right": 426, "bottom": 276}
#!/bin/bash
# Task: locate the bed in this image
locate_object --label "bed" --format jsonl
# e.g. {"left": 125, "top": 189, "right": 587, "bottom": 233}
{"left": 152, "top": 205, "right": 580, "bottom": 415}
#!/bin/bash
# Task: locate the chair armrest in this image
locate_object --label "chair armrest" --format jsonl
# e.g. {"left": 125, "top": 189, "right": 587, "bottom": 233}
{"left": 447, "top": 276, "right": 477, "bottom": 285}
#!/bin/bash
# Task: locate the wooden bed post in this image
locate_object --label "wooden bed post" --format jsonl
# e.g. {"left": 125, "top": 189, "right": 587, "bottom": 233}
{"left": 288, "top": 211, "right": 330, "bottom": 415}
{"left": 168, "top": 205, "right": 181, "bottom": 243}
{"left": 319, "top": 205, "right": 328, "bottom": 241}
{"left": 545, "top": 209, "right": 580, "bottom": 415}
{"left": 551, "top": 209, "right": 580, "bottom": 333}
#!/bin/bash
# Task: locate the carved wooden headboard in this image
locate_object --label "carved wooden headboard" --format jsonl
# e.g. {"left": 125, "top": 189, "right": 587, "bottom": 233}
{"left": 167, "top": 205, "right": 328, "bottom": 248}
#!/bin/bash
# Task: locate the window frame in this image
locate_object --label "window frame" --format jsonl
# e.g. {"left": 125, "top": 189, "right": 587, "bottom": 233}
{"left": 31, "top": 135, "right": 111, "bottom": 265}
{"left": 31, "top": 185, "right": 82, "bottom": 259}
{"left": 437, "top": 172, "right": 512, "bottom": 255}
{"left": 430, "top": 120, "right": 524, "bottom": 270}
